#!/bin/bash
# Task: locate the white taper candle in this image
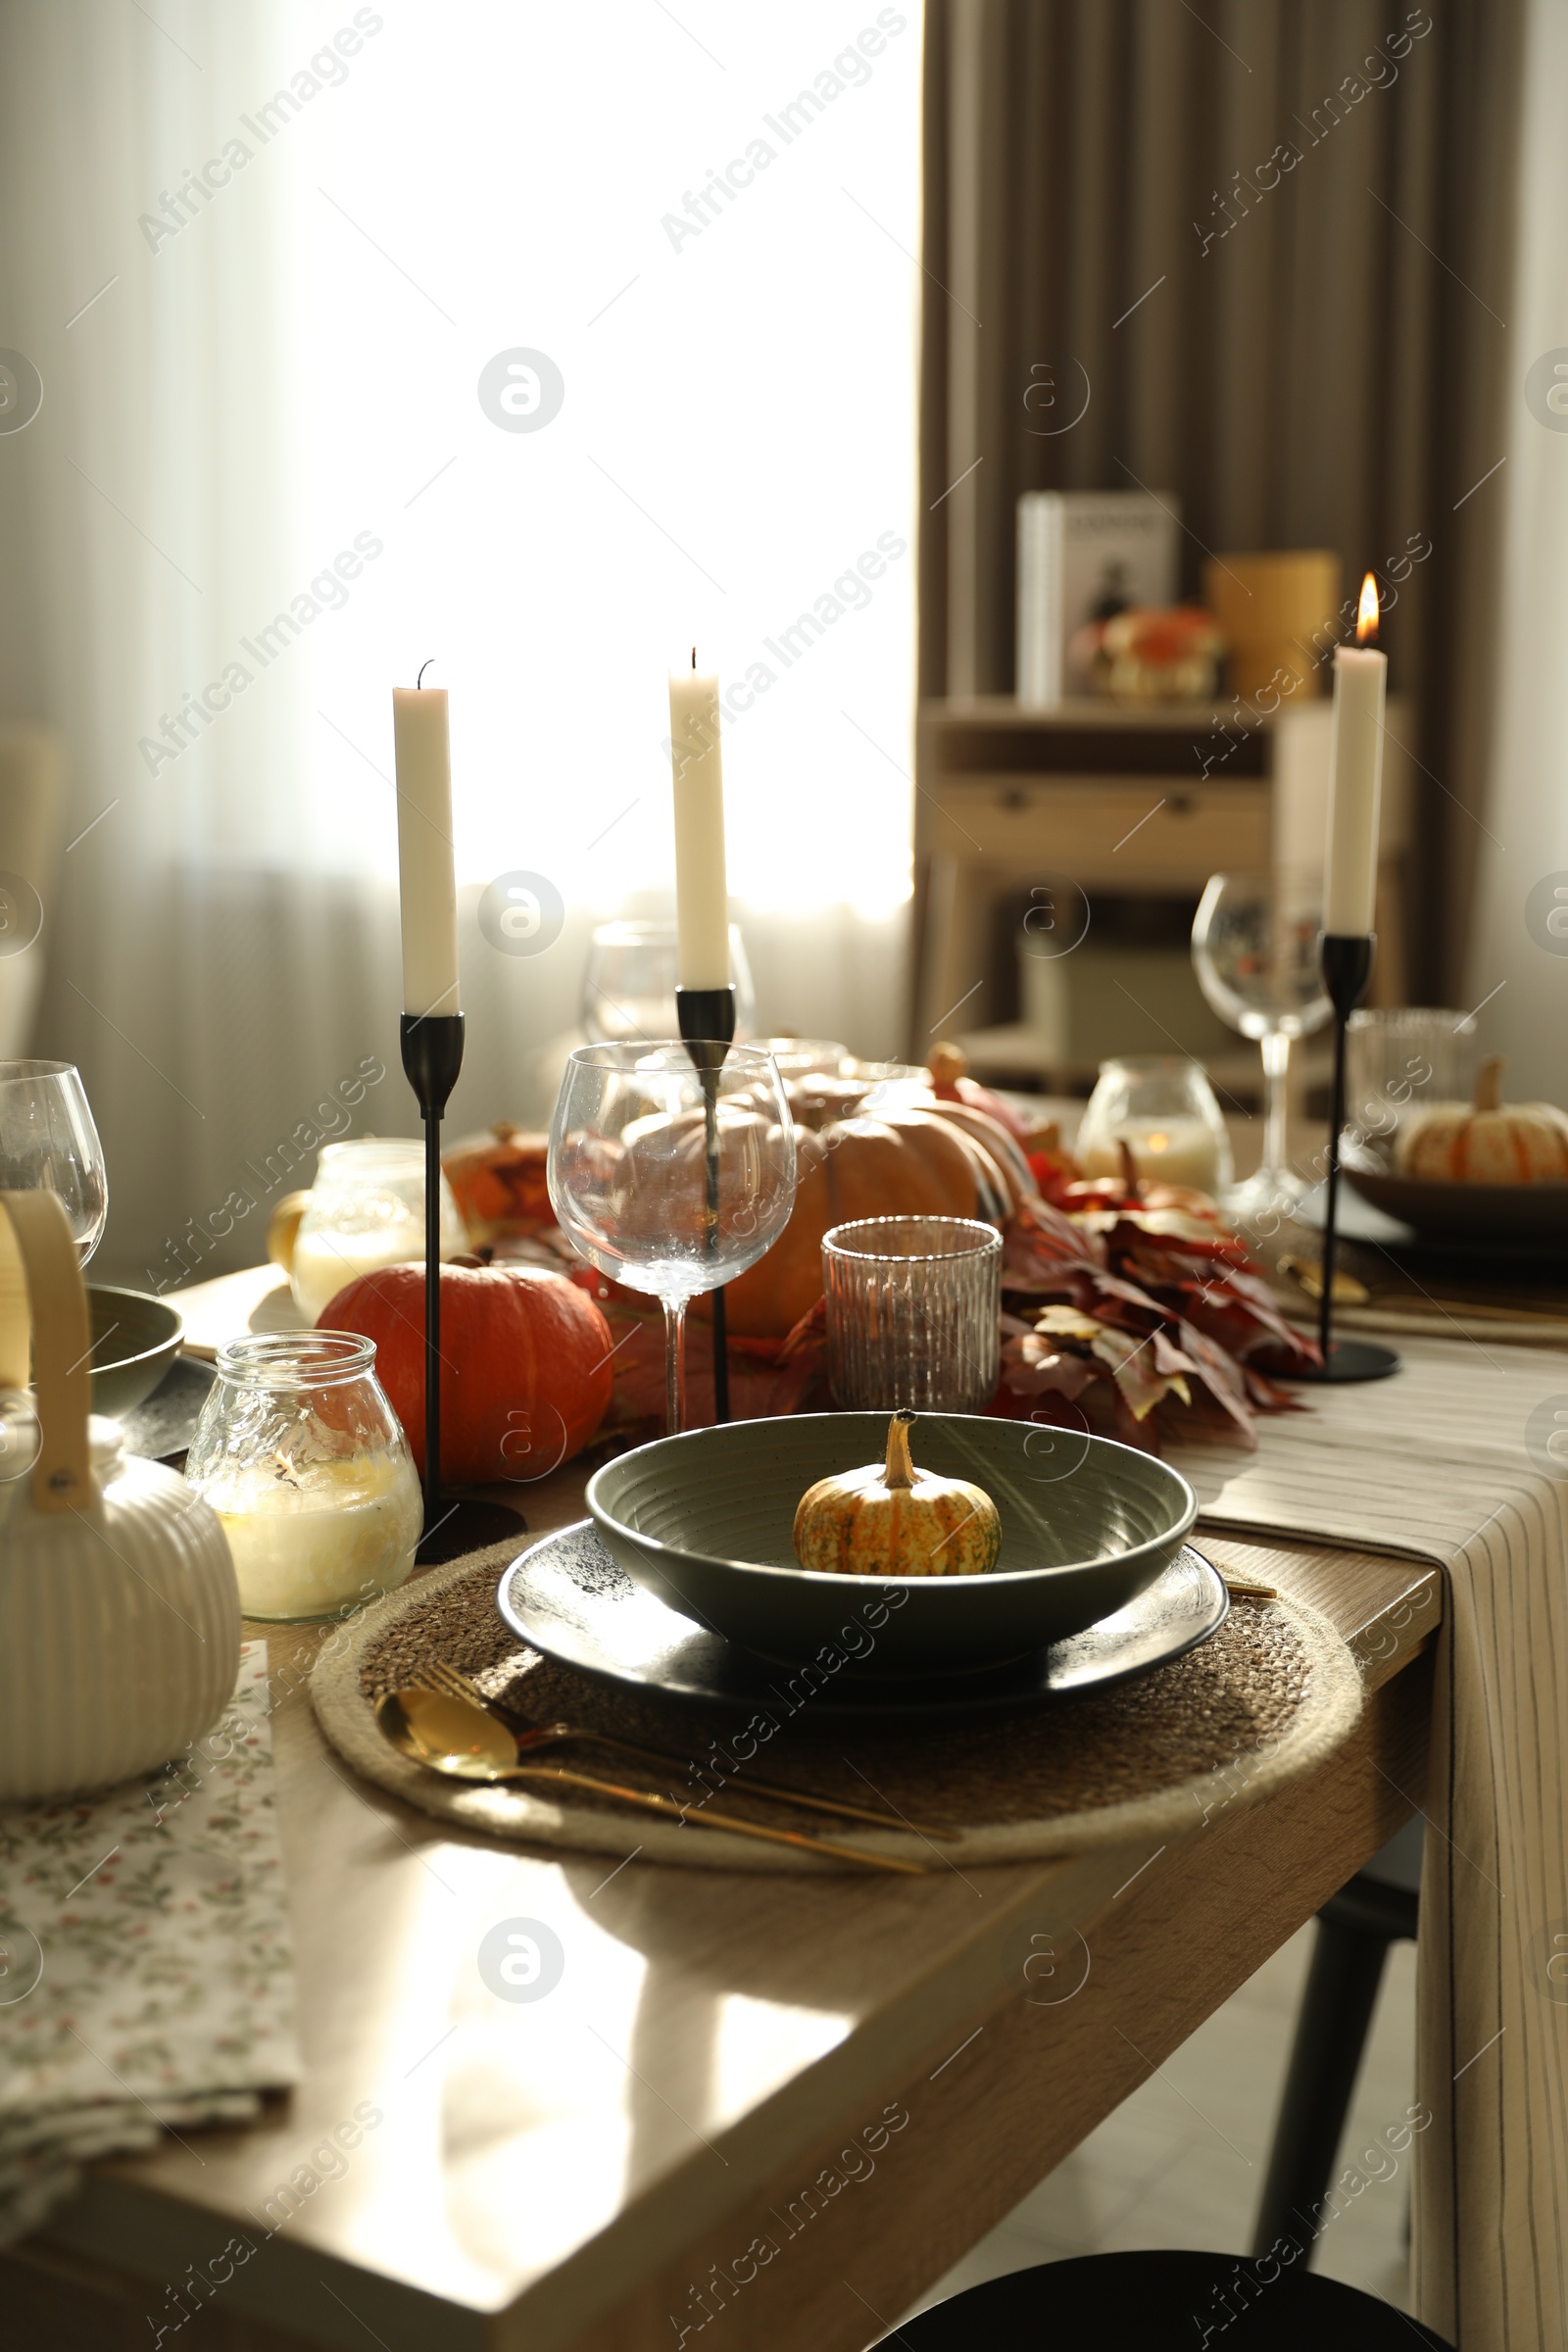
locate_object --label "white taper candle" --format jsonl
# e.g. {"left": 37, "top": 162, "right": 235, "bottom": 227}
{"left": 1323, "top": 578, "right": 1387, "bottom": 936}
{"left": 392, "top": 683, "right": 461, "bottom": 1018}
{"left": 667, "top": 664, "right": 731, "bottom": 991}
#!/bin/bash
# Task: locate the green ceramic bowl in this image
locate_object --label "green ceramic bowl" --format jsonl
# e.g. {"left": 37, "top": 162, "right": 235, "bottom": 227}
{"left": 586, "top": 1413, "right": 1199, "bottom": 1675}
{"left": 85, "top": 1286, "right": 185, "bottom": 1419}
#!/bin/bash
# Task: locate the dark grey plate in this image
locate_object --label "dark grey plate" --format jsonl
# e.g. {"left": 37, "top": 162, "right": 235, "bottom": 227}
{"left": 117, "top": 1355, "right": 216, "bottom": 1461}
{"left": 86, "top": 1285, "right": 185, "bottom": 1419}
{"left": 587, "top": 1413, "right": 1199, "bottom": 1674}
{"left": 497, "top": 1521, "right": 1229, "bottom": 1725}
{"left": 1344, "top": 1159, "right": 1568, "bottom": 1238}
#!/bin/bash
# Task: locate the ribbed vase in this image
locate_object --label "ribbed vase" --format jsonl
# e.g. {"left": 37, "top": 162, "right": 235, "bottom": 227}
{"left": 0, "top": 1445, "right": 241, "bottom": 1803}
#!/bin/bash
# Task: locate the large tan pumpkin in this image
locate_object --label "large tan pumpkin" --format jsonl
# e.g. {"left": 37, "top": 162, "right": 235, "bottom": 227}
{"left": 724, "top": 1106, "right": 1003, "bottom": 1338}
{"left": 1396, "top": 1057, "right": 1568, "bottom": 1184}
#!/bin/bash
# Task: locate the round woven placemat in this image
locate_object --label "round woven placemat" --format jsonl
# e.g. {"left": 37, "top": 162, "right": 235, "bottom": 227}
{"left": 310, "top": 1537, "right": 1362, "bottom": 1874}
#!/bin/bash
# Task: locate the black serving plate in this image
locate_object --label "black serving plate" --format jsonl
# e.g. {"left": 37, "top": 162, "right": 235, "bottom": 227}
{"left": 497, "top": 1521, "right": 1229, "bottom": 1727}
{"left": 1297, "top": 1175, "right": 1568, "bottom": 1280}
{"left": 117, "top": 1355, "right": 216, "bottom": 1461}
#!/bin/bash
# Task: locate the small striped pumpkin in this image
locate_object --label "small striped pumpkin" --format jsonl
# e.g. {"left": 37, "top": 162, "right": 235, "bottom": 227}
{"left": 793, "top": 1411, "right": 1002, "bottom": 1578}
{"left": 1397, "top": 1057, "right": 1568, "bottom": 1184}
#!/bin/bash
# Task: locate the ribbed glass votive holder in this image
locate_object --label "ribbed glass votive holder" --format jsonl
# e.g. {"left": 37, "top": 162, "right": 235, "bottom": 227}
{"left": 821, "top": 1215, "right": 1002, "bottom": 1412}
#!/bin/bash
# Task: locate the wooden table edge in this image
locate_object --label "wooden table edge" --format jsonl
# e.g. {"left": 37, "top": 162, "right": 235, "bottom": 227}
{"left": 9, "top": 1530, "right": 1444, "bottom": 2352}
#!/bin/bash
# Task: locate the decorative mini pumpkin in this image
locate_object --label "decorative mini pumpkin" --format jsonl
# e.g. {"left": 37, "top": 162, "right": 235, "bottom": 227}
{"left": 793, "top": 1411, "right": 1002, "bottom": 1578}
{"left": 319, "top": 1260, "right": 614, "bottom": 1482}
{"left": 1396, "top": 1057, "right": 1568, "bottom": 1184}
{"left": 725, "top": 1106, "right": 1013, "bottom": 1339}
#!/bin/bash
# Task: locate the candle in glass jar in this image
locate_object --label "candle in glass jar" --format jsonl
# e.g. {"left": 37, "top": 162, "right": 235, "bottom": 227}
{"left": 290, "top": 1229, "right": 421, "bottom": 1325}
{"left": 667, "top": 662, "right": 730, "bottom": 990}
{"left": 392, "top": 680, "right": 461, "bottom": 1018}
{"left": 1079, "top": 1117, "right": 1222, "bottom": 1192}
{"left": 204, "top": 1453, "right": 422, "bottom": 1621}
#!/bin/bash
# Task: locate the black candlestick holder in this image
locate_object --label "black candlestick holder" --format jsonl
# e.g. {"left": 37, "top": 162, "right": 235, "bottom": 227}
{"left": 676, "top": 984, "right": 736, "bottom": 1423}
{"left": 1287, "top": 934, "right": 1400, "bottom": 1386}
{"left": 395, "top": 1013, "right": 550, "bottom": 1565}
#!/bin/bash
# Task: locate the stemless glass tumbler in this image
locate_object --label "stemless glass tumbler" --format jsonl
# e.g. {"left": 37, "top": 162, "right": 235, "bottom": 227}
{"left": 548, "top": 1043, "right": 797, "bottom": 1433}
{"left": 822, "top": 1215, "right": 1002, "bottom": 1412}
{"left": 1345, "top": 1009, "right": 1479, "bottom": 1155}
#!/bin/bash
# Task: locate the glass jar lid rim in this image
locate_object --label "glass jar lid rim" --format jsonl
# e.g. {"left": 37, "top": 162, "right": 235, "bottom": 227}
{"left": 1096, "top": 1053, "right": 1206, "bottom": 1072}
{"left": 216, "top": 1331, "right": 376, "bottom": 1384}
{"left": 318, "top": 1137, "right": 423, "bottom": 1161}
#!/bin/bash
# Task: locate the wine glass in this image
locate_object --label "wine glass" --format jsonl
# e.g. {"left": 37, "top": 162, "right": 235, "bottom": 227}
{"left": 0, "top": 1060, "right": 109, "bottom": 1261}
{"left": 548, "top": 1043, "right": 797, "bottom": 1433}
{"left": 1191, "top": 874, "right": 1331, "bottom": 1217}
{"left": 581, "top": 921, "right": 756, "bottom": 1046}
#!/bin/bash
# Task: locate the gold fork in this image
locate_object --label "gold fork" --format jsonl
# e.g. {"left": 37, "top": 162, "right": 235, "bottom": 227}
{"left": 376, "top": 1687, "right": 927, "bottom": 1873}
{"left": 419, "top": 1656, "right": 961, "bottom": 1840}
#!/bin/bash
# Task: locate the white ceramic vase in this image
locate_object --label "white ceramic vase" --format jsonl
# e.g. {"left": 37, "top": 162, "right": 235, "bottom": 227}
{"left": 0, "top": 1190, "right": 241, "bottom": 1802}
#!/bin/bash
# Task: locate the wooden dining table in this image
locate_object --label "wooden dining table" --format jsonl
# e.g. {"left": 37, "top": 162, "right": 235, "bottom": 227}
{"left": 3, "top": 1396, "right": 1439, "bottom": 2352}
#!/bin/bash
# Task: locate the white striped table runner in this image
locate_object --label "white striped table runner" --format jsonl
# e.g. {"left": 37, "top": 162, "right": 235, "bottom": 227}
{"left": 1170, "top": 1336, "right": 1568, "bottom": 2349}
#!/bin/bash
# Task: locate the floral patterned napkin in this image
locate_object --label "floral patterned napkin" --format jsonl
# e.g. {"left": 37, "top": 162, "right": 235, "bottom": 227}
{"left": 0, "top": 1643, "right": 300, "bottom": 2246}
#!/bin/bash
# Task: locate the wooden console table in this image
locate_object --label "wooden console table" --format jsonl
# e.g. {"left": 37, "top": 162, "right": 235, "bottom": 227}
{"left": 911, "top": 696, "right": 1414, "bottom": 1080}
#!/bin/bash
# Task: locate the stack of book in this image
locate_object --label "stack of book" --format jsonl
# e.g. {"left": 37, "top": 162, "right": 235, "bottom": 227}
{"left": 1016, "top": 489, "right": 1180, "bottom": 705}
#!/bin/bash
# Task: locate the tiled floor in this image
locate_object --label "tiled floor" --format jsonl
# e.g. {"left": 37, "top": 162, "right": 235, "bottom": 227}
{"left": 905, "top": 1920, "right": 1418, "bottom": 2324}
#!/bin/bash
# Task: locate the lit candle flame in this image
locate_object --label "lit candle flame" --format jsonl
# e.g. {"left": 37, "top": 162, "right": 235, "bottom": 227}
{"left": 1355, "top": 572, "right": 1380, "bottom": 646}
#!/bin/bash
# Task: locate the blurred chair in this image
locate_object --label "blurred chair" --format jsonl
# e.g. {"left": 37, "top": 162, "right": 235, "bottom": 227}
{"left": 1252, "top": 1816, "right": 1424, "bottom": 2260}
{"left": 881, "top": 2248, "right": 1449, "bottom": 2346}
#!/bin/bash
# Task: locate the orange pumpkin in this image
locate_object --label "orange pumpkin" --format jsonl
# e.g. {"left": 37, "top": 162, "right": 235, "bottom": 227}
{"left": 318, "top": 1261, "right": 613, "bottom": 1483}
{"left": 724, "top": 1105, "right": 1006, "bottom": 1339}
{"left": 1396, "top": 1057, "right": 1568, "bottom": 1184}
{"left": 794, "top": 1411, "right": 1002, "bottom": 1577}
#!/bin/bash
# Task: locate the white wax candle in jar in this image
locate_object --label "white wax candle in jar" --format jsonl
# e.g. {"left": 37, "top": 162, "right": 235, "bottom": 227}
{"left": 1323, "top": 575, "right": 1387, "bottom": 936}
{"left": 183, "top": 1334, "right": 423, "bottom": 1623}
{"left": 1079, "top": 1117, "right": 1223, "bottom": 1192}
{"left": 392, "top": 676, "right": 461, "bottom": 1018}
{"left": 205, "top": 1453, "right": 422, "bottom": 1622}
{"left": 290, "top": 1229, "right": 419, "bottom": 1326}
{"left": 290, "top": 1140, "right": 467, "bottom": 1324}
{"left": 667, "top": 661, "right": 730, "bottom": 991}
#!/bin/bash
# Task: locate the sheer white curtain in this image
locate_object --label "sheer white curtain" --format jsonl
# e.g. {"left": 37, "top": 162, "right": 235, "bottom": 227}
{"left": 0, "top": 2, "right": 920, "bottom": 1287}
{"left": 1463, "top": 0, "right": 1568, "bottom": 1098}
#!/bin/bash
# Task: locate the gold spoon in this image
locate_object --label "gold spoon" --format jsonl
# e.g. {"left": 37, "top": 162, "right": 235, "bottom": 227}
{"left": 417, "top": 1657, "right": 962, "bottom": 1840}
{"left": 373, "top": 1688, "right": 927, "bottom": 1875}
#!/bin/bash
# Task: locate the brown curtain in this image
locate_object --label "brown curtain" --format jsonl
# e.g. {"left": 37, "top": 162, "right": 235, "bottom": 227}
{"left": 920, "top": 0, "right": 1525, "bottom": 997}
